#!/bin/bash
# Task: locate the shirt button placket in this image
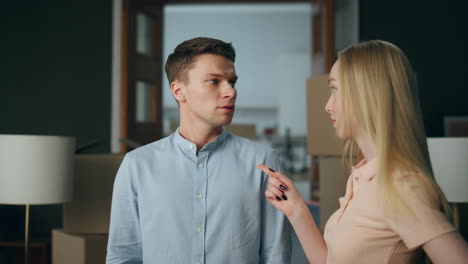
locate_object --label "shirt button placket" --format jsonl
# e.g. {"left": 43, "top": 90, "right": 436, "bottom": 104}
{"left": 194, "top": 155, "right": 207, "bottom": 264}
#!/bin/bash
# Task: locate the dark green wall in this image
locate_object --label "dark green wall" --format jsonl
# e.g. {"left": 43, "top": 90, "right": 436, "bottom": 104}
{"left": 2, "top": 0, "right": 112, "bottom": 151}
{"left": 359, "top": 0, "right": 468, "bottom": 137}
{"left": 1, "top": 0, "right": 113, "bottom": 240}
{"left": 359, "top": 0, "right": 468, "bottom": 238}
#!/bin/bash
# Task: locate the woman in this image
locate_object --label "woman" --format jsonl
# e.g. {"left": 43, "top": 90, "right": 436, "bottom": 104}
{"left": 257, "top": 40, "right": 468, "bottom": 263}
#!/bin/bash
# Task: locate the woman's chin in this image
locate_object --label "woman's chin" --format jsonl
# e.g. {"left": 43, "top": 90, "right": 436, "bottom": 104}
{"left": 335, "top": 130, "right": 352, "bottom": 140}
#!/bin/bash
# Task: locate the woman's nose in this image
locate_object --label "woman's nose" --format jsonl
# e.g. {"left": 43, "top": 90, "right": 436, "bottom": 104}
{"left": 325, "top": 95, "right": 333, "bottom": 113}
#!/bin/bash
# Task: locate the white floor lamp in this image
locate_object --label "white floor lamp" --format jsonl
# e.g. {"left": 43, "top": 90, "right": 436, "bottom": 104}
{"left": 0, "top": 135, "right": 75, "bottom": 264}
{"left": 427, "top": 137, "right": 468, "bottom": 230}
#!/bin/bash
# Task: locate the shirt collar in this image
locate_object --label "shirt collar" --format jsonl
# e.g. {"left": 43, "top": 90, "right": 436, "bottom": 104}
{"left": 172, "top": 127, "right": 229, "bottom": 159}
{"left": 352, "top": 158, "right": 377, "bottom": 181}
{"left": 339, "top": 158, "right": 377, "bottom": 208}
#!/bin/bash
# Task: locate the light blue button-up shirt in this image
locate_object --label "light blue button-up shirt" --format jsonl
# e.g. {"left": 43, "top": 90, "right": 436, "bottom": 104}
{"left": 107, "top": 129, "right": 291, "bottom": 264}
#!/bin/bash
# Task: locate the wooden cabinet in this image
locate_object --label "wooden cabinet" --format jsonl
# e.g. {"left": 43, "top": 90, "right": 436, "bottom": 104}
{"left": 0, "top": 240, "right": 49, "bottom": 264}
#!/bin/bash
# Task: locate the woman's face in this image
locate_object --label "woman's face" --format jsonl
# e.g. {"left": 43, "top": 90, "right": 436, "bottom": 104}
{"left": 325, "top": 60, "right": 353, "bottom": 140}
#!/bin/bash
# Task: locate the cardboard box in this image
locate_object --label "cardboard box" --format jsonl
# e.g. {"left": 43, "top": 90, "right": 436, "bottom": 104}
{"left": 319, "top": 156, "right": 349, "bottom": 231}
{"left": 225, "top": 123, "right": 256, "bottom": 140}
{"left": 306, "top": 75, "right": 344, "bottom": 156}
{"left": 63, "top": 154, "right": 124, "bottom": 234}
{"left": 52, "top": 229, "right": 107, "bottom": 264}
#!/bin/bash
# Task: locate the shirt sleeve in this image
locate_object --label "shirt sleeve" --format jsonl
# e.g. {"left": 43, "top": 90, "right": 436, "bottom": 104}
{"left": 260, "top": 150, "right": 292, "bottom": 264}
{"left": 106, "top": 154, "right": 143, "bottom": 264}
{"left": 384, "top": 175, "right": 455, "bottom": 250}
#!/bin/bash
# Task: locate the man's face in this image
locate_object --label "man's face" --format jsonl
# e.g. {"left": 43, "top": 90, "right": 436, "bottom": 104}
{"left": 177, "top": 54, "right": 238, "bottom": 129}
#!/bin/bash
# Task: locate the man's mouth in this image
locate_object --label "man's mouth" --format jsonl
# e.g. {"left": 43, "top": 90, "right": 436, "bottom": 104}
{"left": 219, "top": 104, "right": 235, "bottom": 111}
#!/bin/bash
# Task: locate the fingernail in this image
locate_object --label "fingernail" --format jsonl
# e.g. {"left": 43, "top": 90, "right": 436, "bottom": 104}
{"left": 276, "top": 196, "right": 281, "bottom": 201}
{"left": 279, "top": 185, "right": 286, "bottom": 190}
{"left": 269, "top": 168, "right": 276, "bottom": 172}
{"left": 281, "top": 195, "right": 288, "bottom": 200}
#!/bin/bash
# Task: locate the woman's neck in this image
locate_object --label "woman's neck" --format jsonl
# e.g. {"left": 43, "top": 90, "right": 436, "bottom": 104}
{"left": 354, "top": 131, "right": 375, "bottom": 162}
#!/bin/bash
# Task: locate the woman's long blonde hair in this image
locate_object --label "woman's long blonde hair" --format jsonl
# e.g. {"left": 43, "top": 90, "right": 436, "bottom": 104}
{"left": 338, "top": 40, "right": 450, "bottom": 217}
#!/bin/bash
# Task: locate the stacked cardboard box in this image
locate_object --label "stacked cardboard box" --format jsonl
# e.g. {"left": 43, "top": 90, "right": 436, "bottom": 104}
{"left": 52, "top": 230, "right": 107, "bottom": 264}
{"left": 306, "top": 75, "right": 349, "bottom": 231}
{"left": 52, "top": 154, "right": 124, "bottom": 264}
{"left": 225, "top": 123, "right": 257, "bottom": 140}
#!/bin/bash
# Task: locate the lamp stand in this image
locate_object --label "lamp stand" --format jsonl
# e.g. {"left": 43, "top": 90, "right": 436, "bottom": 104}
{"left": 24, "top": 204, "right": 30, "bottom": 264}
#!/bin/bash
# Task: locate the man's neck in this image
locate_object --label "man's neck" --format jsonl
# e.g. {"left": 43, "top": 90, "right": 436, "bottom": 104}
{"left": 178, "top": 122, "right": 223, "bottom": 155}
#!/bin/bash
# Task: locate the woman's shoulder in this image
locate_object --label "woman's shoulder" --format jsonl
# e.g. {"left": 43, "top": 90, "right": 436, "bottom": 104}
{"left": 390, "top": 168, "right": 440, "bottom": 207}
{"left": 383, "top": 167, "right": 454, "bottom": 249}
{"left": 391, "top": 168, "right": 419, "bottom": 186}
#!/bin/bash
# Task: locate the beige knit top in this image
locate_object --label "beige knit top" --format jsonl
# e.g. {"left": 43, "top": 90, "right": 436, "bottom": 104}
{"left": 324, "top": 159, "right": 454, "bottom": 263}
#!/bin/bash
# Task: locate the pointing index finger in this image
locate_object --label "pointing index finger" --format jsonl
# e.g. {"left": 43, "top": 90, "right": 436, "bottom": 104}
{"left": 256, "top": 164, "right": 280, "bottom": 178}
{"left": 256, "top": 164, "right": 292, "bottom": 187}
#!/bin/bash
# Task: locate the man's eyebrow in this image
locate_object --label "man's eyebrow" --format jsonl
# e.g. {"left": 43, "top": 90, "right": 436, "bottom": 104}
{"left": 328, "top": 77, "right": 336, "bottom": 84}
{"left": 207, "top": 73, "right": 223, "bottom": 77}
{"left": 207, "top": 73, "right": 238, "bottom": 81}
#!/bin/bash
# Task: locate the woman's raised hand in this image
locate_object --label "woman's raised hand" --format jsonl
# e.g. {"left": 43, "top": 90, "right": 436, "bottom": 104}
{"left": 257, "top": 165, "right": 327, "bottom": 264}
{"left": 256, "top": 164, "right": 308, "bottom": 220}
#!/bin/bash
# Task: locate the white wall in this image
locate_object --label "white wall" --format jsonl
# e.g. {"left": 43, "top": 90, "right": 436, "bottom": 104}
{"left": 163, "top": 4, "right": 311, "bottom": 108}
{"left": 162, "top": 3, "right": 312, "bottom": 135}
{"left": 111, "top": 2, "right": 359, "bottom": 150}
{"left": 277, "top": 54, "right": 310, "bottom": 136}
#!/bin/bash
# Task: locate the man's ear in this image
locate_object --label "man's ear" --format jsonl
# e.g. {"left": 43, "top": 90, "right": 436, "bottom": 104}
{"left": 170, "top": 80, "right": 186, "bottom": 103}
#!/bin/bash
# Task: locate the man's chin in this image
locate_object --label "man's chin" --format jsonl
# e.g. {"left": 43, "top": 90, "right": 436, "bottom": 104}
{"left": 208, "top": 114, "right": 234, "bottom": 129}
{"left": 218, "top": 116, "right": 234, "bottom": 126}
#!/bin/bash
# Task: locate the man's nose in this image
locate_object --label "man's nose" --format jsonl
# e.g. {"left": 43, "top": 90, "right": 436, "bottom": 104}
{"left": 223, "top": 82, "right": 236, "bottom": 99}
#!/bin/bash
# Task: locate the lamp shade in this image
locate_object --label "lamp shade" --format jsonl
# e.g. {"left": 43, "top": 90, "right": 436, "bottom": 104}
{"left": 0, "top": 135, "right": 75, "bottom": 205}
{"left": 427, "top": 137, "right": 468, "bottom": 203}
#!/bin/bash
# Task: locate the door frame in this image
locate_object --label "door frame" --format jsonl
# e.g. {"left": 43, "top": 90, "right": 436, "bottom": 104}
{"left": 111, "top": 0, "right": 334, "bottom": 153}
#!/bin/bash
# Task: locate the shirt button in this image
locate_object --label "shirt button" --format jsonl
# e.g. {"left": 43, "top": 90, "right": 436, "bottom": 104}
{"left": 197, "top": 193, "right": 203, "bottom": 199}
{"left": 198, "top": 163, "right": 204, "bottom": 168}
{"left": 189, "top": 144, "right": 194, "bottom": 150}
{"left": 196, "top": 227, "right": 202, "bottom": 232}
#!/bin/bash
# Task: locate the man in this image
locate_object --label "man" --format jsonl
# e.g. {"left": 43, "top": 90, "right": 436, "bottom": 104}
{"left": 107, "top": 37, "right": 291, "bottom": 263}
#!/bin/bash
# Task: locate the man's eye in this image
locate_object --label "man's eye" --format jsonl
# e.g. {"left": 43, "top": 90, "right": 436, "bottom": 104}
{"left": 208, "top": 79, "right": 219, "bottom": 85}
{"left": 229, "top": 81, "right": 236, "bottom": 88}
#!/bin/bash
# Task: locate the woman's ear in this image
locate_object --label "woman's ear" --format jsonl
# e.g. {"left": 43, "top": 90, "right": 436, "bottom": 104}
{"left": 171, "top": 80, "right": 186, "bottom": 103}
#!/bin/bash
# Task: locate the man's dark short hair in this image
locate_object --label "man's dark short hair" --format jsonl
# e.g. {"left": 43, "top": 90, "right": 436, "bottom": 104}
{"left": 165, "top": 37, "right": 236, "bottom": 84}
